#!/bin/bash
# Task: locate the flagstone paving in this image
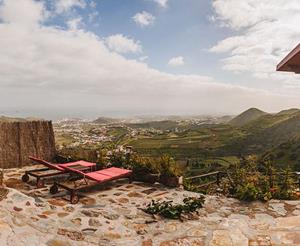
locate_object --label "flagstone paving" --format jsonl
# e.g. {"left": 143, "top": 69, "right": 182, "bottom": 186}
{"left": 0, "top": 166, "right": 300, "bottom": 245}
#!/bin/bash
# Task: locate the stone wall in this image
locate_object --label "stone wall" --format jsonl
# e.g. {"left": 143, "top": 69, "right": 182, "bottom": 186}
{"left": 0, "top": 121, "right": 56, "bottom": 169}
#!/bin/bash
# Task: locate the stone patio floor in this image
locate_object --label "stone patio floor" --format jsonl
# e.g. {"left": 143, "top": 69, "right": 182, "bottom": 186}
{"left": 0, "top": 166, "right": 300, "bottom": 245}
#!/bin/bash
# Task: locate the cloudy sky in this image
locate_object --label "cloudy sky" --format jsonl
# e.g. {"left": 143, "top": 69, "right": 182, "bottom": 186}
{"left": 0, "top": 0, "right": 300, "bottom": 119}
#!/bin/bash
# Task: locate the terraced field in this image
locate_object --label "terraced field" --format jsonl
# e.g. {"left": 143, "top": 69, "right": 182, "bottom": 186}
{"left": 126, "top": 124, "right": 245, "bottom": 159}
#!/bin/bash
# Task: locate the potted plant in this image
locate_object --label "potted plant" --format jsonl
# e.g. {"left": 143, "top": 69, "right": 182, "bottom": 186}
{"left": 158, "top": 155, "right": 180, "bottom": 187}
{"left": 130, "top": 155, "right": 160, "bottom": 184}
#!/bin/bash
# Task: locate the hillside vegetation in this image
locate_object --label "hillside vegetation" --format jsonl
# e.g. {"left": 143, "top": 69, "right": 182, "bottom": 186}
{"left": 229, "top": 108, "right": 268, "bottom": 127}
{"left": 55, "top": 107, "right": 300, "bottom": 170}
{"left": 229, "top": 109, "right": 300, "bottom": 154}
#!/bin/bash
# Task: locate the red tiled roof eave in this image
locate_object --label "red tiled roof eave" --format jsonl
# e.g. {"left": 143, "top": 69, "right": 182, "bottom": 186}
{"left": 277, "top": 43, "right": 300, "bottom": 74}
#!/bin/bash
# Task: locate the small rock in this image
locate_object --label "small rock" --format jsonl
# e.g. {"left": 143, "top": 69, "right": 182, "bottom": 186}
{"left": 80, "top": 197, "right": 96, "bottom": 206}
{"left": 118, "top": 198, "right": 129, "bottom": 203}
{"left": 48, "top": 199, "right": 68, "bottom": 207}
{"left": 42, "top": 211, "right": 55, "bottom": 216}
{"left": 34, "top": 196, "right": 44, "bottom": 203}
{"left": 81, "top": 210, "right": 100, "bottom": 217}
{"left": 57, "top": 212, "right": 69, "bottom": 218}
{"left": 108, "top": 198, "right": 117, "bottom": 203}
{"left": 142, "top": 239, "right": 153, "bottom": 246}
{"left": 12, "top": 216, "right": 26, "bottom": 227}
{"left": 124, "top": 214, "right": 136, "bottom": 220}
{"left": 37, "top": 214, "right": 48, "bottom": 219}
{"left": 292, "top": 210, "right": 300, "bottom": 216}
{"left": 160, "top": 238, "right": 204, "bottom": 246}
{"left": 57, "top": 228, "right": 85, "bottom": 241}
{"left": 30, "top": 217, "right": 39, "bottom": 222}
{"left": 13, "top": 206, "right": 23, "bottom": 212}
{"left": 285, "top": 200, "right": 300, "bottom": 206}
{"left": 35, "top": 203, "right": 46, "bottom": 207}
{"left": 71, "top": 218, "right": 82, "bottom": 226}
{"left": 101, "top": 211, "right": 120, "bottom": 220}
{"left": 102, "top": 232, "right": 121, "bottom": 240}
{"left": 82, "top": 204, "right": 105, "bottom": 209}
{"left": 187, "top": 228, "right": 208, "bottom": 237}
{"left": 113, "top": 192, "right": 123, "bottom": 196}
{"left": 63, "top": 206, "right": 75, "bottom": 212}
{"left": 81, "top": 228, "right": 97, "bottom": 235}
{"left": 210, "top": 230, "right": 233, "bottom": 246}
{"left": 142, "top": 188, "right": 157, "bottom": 195}
{"left": 46, "top": 239, "right": 72, "bottom": 246}
{"left": 88, "top": 218, "right": 102, "bottom": 227}
{"left": 127, "top": 192, "right": 143, "bottom": 198}
{"left": 164, "top": 223, "right": 178, "bottom": 233}
{"left": 134, "top": 224, "right": 147, "bottom": 235}
{"left": 269, "top": 203, "right": 287, "bottom": 216}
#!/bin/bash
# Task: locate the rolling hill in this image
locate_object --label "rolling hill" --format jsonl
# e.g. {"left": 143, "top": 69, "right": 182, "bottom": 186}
{"left": 229, "top": 108, "right": 268, "bottom": 127}
{"left": 228, "top": 110, "right": 300, "bottom": 155}
{"left": 93, "top": 117, "right": 119, "bottom": 124}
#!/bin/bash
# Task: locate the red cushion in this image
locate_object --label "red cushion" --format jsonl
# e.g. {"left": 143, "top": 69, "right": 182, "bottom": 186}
{"left": 85, "top": 171, "right": 112, "bottom": 182}
{"left": 99, "top": 167, "right": 132, "bottom": 177}
{"left": 86, "top": 168, "right": 132, "bottom": 182}
{"left": 61, "top": 160, "right": 96, "bottom": 167}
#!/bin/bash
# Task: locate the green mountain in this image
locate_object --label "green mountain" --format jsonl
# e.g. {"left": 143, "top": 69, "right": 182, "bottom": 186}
{"left": 93, "top": 117, "right": 118, "bottom": 124}
{"left": 127, "top": 120, "right": 180, "bottom": 131}
{"left": 261, "top": 137, "right": 300, "bottom": 170}
{"left": 277, "top": 108, "right": 300, "bottom": 115}
{"left": 229, "top": 110, "right": 300, "bottom": 155}
{"left": 229, "top": 108, "right": 268, "bottom": 127}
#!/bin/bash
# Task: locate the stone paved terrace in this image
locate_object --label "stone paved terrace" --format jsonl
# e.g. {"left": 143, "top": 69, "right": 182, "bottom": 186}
{"left": 1, "top": 166, "right": 300, "bottom": 245}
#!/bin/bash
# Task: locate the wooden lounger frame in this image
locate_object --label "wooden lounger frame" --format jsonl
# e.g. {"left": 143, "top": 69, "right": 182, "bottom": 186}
{"left": 50, "top": 167, "right": 132, "bottom": 204}
{"left": 22, "top": 157, "right": 96, "bottom": 188}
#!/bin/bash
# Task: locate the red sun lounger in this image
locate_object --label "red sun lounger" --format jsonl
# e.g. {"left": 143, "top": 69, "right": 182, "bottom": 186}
{"left": 50, "top": 166, "right": 132, "bottom": 204}
{"left": 21, "top": 156, "right": 96, "bottom": 188}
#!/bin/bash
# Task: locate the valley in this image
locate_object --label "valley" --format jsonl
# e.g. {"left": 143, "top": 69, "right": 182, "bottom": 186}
{"left": 53, "top": 107, "right": 300, "bottom": 170}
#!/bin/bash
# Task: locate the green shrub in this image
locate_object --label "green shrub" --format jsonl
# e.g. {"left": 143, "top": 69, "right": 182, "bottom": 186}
{"left": 158, "top": 154, "right": 179, "bottom": 177}
{"left": 224, "top": 155, "right": 298, "bottom": 201}
{"left": 143, "top": 196, "right": 205, "bottom": 220}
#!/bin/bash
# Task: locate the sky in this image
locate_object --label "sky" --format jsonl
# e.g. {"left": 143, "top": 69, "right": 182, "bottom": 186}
{"left": 0, "top": 0, "right": 300, "bottom": 119}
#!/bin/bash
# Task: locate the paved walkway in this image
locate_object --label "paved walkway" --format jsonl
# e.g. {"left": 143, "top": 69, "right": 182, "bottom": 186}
{"left": 0, "top": 166, "right": 300, "bottom": 245}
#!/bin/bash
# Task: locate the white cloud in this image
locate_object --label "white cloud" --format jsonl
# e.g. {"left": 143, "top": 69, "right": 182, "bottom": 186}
{"left": 67, "top": 17, "right": 82, "bottom": 30}
{"left": 55, "top": 0, "right": 86, "bottom": 14}
{"left": 153, "top": 0, "right": 168, "bottom": 8}
{"left": 132, "top": 11, "right": 155, "bottom": 27}
{"left": 0, "top": 0, "right": 46, "bottom": 26}
{"left": 0, "top": 0, "right": 299, "bottom": 118}
{"left": 139, "top": 56, "right": 149, "bottom": 62}
{"left": 89, "top": 1, "right": 97, "bottom": 8}
{"left": 105, "top": 34, "right": 142, "bottom": 54}
{"left": 88, "top": 11, "right": 98, "bottom": 23}
{"left": 210, "top": 0, "right": 300, "bottom": 83}
{"left": 168, "top": 56, "right": 185, "bottom": 66}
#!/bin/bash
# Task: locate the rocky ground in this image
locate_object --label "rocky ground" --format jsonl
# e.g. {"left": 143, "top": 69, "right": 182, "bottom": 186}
{"left": 0, "top": 166, "right": 300, "bottom": 245}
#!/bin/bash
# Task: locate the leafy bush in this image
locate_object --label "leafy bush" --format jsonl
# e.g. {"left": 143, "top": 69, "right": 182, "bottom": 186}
{"left": 158, "top": 154, "right": 180, "bottom": 177}
{"left": 128, "top": 154, "right": 159, "bottom": 174}
{"left": 224, "top": 155, "right": 298, "bottom": 201}
{"left": 143, "top": 196, "right": 205, "bottom": 219}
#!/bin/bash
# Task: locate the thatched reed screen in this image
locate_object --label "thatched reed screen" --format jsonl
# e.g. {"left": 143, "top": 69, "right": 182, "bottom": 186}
{"left": 0, "top": 121, "right": 56, "bottom": 169}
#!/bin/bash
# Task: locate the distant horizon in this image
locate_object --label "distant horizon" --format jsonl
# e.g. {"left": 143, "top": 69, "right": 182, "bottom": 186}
{"left": 1, "top": 106, "right": 299, "bottom": 121}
